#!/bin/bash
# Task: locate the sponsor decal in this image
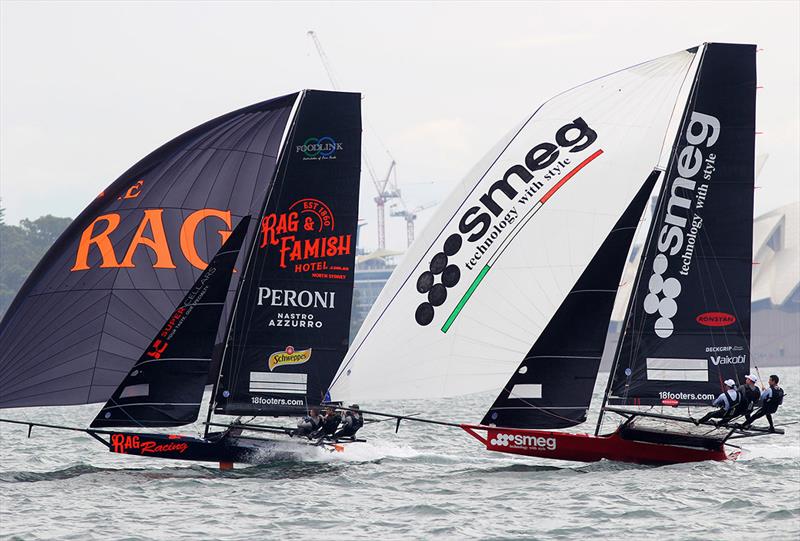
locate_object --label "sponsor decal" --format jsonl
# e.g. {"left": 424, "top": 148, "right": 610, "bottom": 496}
{"left": 704, "top": 345, "right": 744, "bottom": 353}
{"left": 696, "top": 311, "right": 736, "bottom": 327}
{"left": 490, "top": 432, "right": 557, "bottom": 451}
{"left": 110, "top": 434, "right": 189, "bottom": 455}
{"left": 296, "top": 136, "right": 342, "bottom": 160}
{"left": 661, "top": 399, "right": 679, "bottom": 406}
{"left": 412, "top": 118, "right": 599, "bottom": 326}
{"left": 659, "top": 390, "right": 716, "bottom": 402}
{"left": 257, "top": 287, "right": 335, "bottom": 329}
{"left": 710, "top": 354, "right": 746, "bottom": 366}
{"left": 72, "top": 207, "right": 233, "bottom": 272}
{"left": 643, "top": 111, "right": 721, "bottom": 338}
{"left": 251, "top": 396, "right": 305, "bottom": 407}
{"left": 268, "top": 346, "right": 312, "bottom": 371}
{"left": 260, "top": 198, "right": 352, "bottom": 279}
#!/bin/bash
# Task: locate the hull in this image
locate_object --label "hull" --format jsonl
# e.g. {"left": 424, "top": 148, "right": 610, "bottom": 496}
{"left": 462, "top": 424, "right": 728, "bottom": 465}
{"left": 106, "top": 431, "right": 326, "bottom": 465}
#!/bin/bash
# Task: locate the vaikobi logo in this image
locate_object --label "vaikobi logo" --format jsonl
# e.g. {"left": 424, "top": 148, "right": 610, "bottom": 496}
{"left": 710, "top": 354, "right": 746, "bottom": 366}
{"left": 413, "top": 117, "right": 599, "bottom": 327}
{"left": 490, "top": 432, "right": 557, "bottom": 451}
{"left": 296, "top": 136, "right": 342, "bottom": 160}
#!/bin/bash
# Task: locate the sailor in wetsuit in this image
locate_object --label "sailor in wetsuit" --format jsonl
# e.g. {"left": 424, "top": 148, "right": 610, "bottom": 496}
{"left": 734, "top": 374, "right": 762, "bottom": 422}
{"left": 695, "top": 379, "right": 740, "bottom": 426}
{"left": 333, "top": 405, "right": 364, "bottom": 440}
{"left": 743, "top": 374, "right": 784, "bottom": 432}
{"left": 292, "top": 407, "right": 322, "bottom": 438}
{"left": 312, "top": 406, "right": 342, "bottom": 440}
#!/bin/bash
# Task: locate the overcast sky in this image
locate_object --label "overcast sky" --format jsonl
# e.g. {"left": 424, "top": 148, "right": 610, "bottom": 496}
{"left": 2, "top": 1, "right": 798, "bottom": 251}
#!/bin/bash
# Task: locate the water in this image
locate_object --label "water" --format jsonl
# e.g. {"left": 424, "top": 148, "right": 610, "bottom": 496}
{"left": 2, "top": 368, "right": 799, "bottom": 540}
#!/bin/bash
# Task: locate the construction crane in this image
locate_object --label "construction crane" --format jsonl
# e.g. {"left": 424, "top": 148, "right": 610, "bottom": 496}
{"left": 308, "top": 30, "right": 402, "bottom": 249}
{"left": 390, "top": 200, "right": 437, "bottom": 247}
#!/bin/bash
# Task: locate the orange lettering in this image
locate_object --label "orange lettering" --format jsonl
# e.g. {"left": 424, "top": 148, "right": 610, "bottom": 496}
{"left": 71, "top": 214, "right": 122, "bottom": 271}
{"left": 179, "top": 209, "right": 232, "bottom": 270}
{"left": 120, "top": 209, "right": 176, "bottom": 269}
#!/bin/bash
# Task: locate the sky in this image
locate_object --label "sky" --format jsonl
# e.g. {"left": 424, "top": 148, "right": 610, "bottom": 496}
{"left": 1, "top": 0, "right": 798, "bottom": 251}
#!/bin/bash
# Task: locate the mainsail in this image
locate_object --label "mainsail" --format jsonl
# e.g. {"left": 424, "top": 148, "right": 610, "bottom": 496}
{"left": 607, "top": 43, "right": 756, "bottom": 407}
{"left": 91, "top": 218, "right": 250, "bottom": 428}
{"left": 328, "top": 49, "right": 700, "bottom": 411}
{"left": 214, "top": 90, "right": 362, "bottom": 416}
{"left": 0, "top": 94, "right": 298, "bottom": 408}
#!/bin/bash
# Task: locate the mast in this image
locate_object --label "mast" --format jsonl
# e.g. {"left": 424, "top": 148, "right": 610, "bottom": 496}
{"left": 203, "top": 92, "right": 307, "bottom": 436}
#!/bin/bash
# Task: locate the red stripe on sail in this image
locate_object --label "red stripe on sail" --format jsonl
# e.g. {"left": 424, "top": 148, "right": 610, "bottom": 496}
{"left": 539, "top": 149, "right": 604, "bottom": 204}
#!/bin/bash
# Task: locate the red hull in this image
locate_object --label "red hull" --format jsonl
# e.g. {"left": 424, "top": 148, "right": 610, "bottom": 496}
{"left": 462, "top": 425, "right": 729, "bottom": 465}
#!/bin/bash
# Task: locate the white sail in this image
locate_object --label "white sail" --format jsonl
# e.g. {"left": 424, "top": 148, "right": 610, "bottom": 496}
{"left": 330, "top": 49, "right": 700, "bottom": 405}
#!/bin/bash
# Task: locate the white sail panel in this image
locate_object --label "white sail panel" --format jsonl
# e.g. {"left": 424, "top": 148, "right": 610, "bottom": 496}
{"left": 330, "top": 50, "right": 698, "bottom": 404}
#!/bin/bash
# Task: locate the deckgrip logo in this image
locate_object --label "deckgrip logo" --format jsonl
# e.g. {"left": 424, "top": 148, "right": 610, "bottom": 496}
{"left": 710, "top": 354, "right": 746, "bottom": 366}
{"left": 643, "top": 111, "right": 720, "bottom": 339}
{"left": 490, "top": 432, "right": 557, "bottom": 451}
{"left": 413, "top": 117, "right": 597, "bottom": 326}
{"left": 296, "top": 136, "right": 342, "bottom": 160}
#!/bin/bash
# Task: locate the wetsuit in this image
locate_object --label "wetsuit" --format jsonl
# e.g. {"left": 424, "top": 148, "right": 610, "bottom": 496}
{"left": 333, "top": 411, "right": 363, "bottom": 439}
{"left": 744, "top": 386, "right": 783, "bottom": 430}
{"left": 698, "top": 388, "right": 740, "bottom": 425}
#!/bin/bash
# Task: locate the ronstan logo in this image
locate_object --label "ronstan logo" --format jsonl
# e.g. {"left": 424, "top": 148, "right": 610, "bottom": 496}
{"left": 696, "top": 312, "right": 736, "bottom": 327}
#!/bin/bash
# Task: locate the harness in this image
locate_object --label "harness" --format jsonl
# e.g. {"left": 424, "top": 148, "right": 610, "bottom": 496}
{"left": 765, "top": 387, "right": 784, "bottom": 413}
{"left": 724, "top": 389, "right": 740, "bottom": 411}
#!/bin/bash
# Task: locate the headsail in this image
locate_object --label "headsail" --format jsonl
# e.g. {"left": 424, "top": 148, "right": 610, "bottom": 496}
{"left": 214, "top": 90, "right": 362, "bottom": 416}
{"left": 607, "top": 43, "right": 756, "bottom": 407}
{"left": 328, "top": 49, "right": 699, "bottom": 410}
{"left": 91, "top": 218, "right": 250, "bottom": 428}
{"left": 482, "top": 171, "right": 658, "bottom": 429}
{"left": 0, "top": 94, "right": 298, "bottom": 408}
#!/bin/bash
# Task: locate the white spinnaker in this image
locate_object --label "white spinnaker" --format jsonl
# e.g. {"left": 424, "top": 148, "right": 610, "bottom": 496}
{"left": 331, "top": 49, "right": 699, "bottom": 405}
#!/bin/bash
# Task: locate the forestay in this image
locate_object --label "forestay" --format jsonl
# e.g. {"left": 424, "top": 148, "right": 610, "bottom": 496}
{"left": 329, "top": 49, "right": 700, "bottom": 410}
{"left": 0, "top": 94, "right": 297, "bottom": 408}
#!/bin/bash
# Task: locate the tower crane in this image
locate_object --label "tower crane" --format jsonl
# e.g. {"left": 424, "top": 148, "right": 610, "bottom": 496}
{"left": 390, "top": 200, "right": 437, "bottom": 247}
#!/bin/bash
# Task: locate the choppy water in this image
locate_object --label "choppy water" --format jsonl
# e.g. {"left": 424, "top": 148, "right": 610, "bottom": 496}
{"left": 2, "top": 368, "right": 798, "bottom": 540}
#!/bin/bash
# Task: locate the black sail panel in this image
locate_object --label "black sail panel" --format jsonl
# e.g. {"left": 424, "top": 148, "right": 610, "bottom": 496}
{"left": 91, "top": 218, "right": 250, "bottom": 428}
{"left": 0, "top": 94, "right": 296, "bottom": 408}
{"left": 482, "top": 172, "right": 658, "bottom": 429}
{"left": 215, "top": 90, "right": 361, "bottom": 416}
{"left": 608, "top": 43, "right": 756, "bottom": 407}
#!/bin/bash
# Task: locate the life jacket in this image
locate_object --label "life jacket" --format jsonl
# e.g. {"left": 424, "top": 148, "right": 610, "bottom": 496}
{"left": 765, "top": 387, "right": 784, "bottom": 413}
{"left": 723, "top": 388, "right": 740, "bottom": 411}
{"left": 734, "top": 385, "right": 759, "bottom": 415}
{"left": 321, "top": 414, "right": 342, "bottom": 435}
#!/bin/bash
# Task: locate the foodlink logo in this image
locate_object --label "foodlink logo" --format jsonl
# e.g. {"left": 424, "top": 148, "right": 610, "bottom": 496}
{"left": 490, "top": 432, "right": 557, "bottom": 451}
{"left": 413, "top": 118, "right": 598, "bottom": 326}
{"left": 296, "top": 136, "right": 342, "bottom": 160}
{"left": 643, "top": 112, "right": 720, "bottom": 338}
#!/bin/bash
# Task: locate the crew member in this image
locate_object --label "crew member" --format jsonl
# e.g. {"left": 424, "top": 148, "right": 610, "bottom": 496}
{"left": 333, "top": 405, "right": 364, "bottom": 440}
{"left": 695, "top": 379, "right": 740, "bottom": 426}
{"left": 743, "top": 374, "right": 784, "bottom": 432}
{"left": 312, "top": 406, "right": 342, "bottom": 439}
{"left": 292, "top": 407, "right": 322, "bottom": 438}
{"left": 734, "top": 374, "right": 761, "bottom": 421}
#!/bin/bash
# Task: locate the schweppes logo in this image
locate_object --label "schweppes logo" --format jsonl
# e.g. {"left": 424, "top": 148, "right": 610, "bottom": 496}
{"left": 268, "top": 346, "right": 312, "bottom": 371}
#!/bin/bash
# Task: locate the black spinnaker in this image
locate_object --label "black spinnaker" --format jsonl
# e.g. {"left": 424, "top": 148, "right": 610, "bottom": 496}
{"left": 0, "top": 94, "right": 297, "bottom": 408}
